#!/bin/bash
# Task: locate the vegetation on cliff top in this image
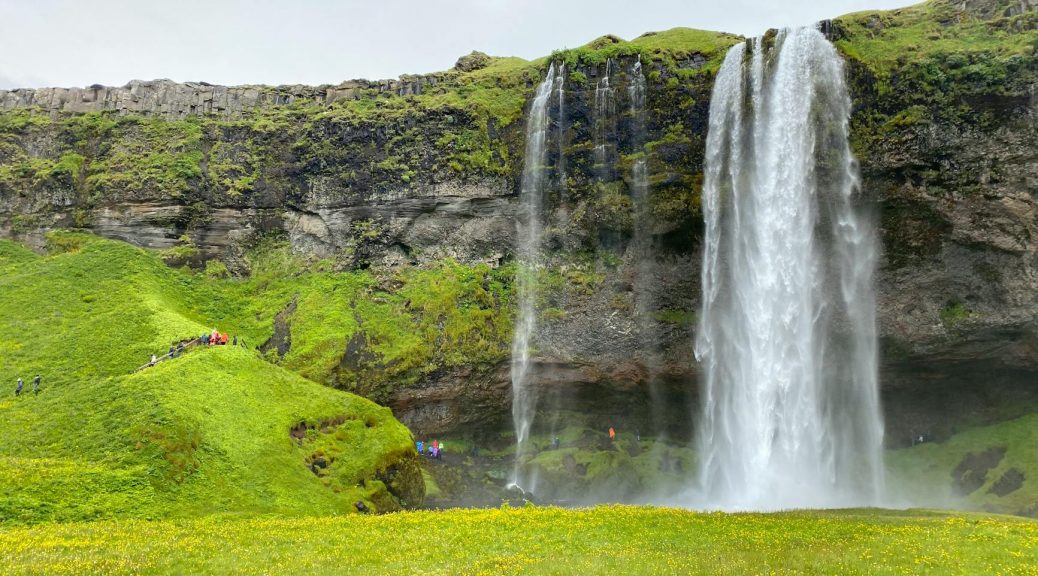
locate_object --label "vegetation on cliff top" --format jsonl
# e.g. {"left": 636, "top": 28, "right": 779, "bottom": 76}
{"left": 836, "top": 0, "right": 1038, "bottom": 132}
{"left": 0, "top": 234, "right": 422, "bottom": 523}
{"left": 0, "top": 507, "right": 1035, "bottom": 575}
{"left": 0, "top": 26, "right": 738, "bottom": 208}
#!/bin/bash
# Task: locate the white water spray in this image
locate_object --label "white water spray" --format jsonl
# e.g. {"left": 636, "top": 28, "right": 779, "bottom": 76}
{"left": 695, "top": 28, "right": 884, "bottom": 510}
{"left": 511, "top": 63, "right": 558, "bottom": 490}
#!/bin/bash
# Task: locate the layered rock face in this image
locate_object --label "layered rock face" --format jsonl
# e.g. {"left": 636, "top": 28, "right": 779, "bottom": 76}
{"left": 1, "top": 1, "right": 1037, "bottom": 442}
{"left": 0, "top": 75, "right": 455, "bottom": 119}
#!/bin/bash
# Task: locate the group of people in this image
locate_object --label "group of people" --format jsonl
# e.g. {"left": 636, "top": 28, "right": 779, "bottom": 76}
{"left": 14, "top": 375, "right": 41, "bottom": 396}
{"left": 202, "top": 329, "right": 240, "bottom": 347}
{"left": 416, "top": 439, "right": 445, "bottom": 460}
{"left": 146, "top": 329, "right": 247, "bottom": 368}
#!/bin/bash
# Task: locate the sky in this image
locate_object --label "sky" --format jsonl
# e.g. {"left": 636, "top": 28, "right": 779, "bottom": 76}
{"left": 0, "top": 0, "right": 919, "bottom": 90}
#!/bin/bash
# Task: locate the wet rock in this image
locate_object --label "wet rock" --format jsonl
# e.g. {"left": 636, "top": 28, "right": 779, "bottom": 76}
{"left": 989, "top": 467, "right": 1025, "bottom": 496}
{"left": 951, "top": 447, "right": 1007, "bottom": 494}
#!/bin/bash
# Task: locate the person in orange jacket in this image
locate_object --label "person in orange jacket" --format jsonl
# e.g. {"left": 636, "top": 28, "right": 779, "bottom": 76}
{"left": 608, "top": 427, "right": 616, "bottom": 441}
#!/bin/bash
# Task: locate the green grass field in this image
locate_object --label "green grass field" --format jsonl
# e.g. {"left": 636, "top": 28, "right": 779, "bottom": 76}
{"left": 0, "top": 507, "right": 1035, "bottom": 575}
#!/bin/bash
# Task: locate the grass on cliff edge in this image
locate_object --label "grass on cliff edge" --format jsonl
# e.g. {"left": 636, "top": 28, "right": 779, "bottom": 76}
{"left": 0, "top": 234, "right": 420, "bottom": 523}
{"left": 0, "top": 507, "right": 1035, "bottom": 575}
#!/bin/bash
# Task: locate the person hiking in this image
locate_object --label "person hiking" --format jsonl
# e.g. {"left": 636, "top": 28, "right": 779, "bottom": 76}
{"left": 15, "top": 378, "right": 23, "bottom": 396}
{"left": 221, "top": 333, "right": 228, "bottom": 345}
{"left": 169, "top": 344, "right": 175, "bottom": 358}
{"left": 232, "top": 335, "right": 237, "bottom": 346}
{"left": 416, "top": 440, "right": 424, "bottom": 454}
{"left": 149, "top": 354, "right": 157, "bottom": 366}
{"left": 201, "top": 333, "right": 209, "bottom": 345}
{"left": 32, "top": 375, "right": 40, "bottom": 395}
{"left": 608, "top": 427, "right": 616, "bottom": 441}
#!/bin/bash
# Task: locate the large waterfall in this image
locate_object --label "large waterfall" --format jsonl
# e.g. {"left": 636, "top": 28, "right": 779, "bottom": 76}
{"left": 695, "top": 27, "right": 884, "bottom": 510}
{"left": 510, "top": 63, "right": 558, "bottom": 490}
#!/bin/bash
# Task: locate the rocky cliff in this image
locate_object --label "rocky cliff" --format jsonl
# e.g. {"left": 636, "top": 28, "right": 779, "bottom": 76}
{"left": 1, "top": 0, "right": 1036, "bottom": 446}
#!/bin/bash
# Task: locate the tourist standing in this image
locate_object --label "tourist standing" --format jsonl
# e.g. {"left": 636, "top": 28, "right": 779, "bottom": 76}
{"left": 15, "top": 378, "right": 23, "bottom": 396}
{"left": 32, "top": 375, "right": 40, "bottom": 395}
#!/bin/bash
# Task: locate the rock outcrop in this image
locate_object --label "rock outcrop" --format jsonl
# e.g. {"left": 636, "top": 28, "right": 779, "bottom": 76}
{"left": 0, "top": 74, "right": 457, "bottom": 120}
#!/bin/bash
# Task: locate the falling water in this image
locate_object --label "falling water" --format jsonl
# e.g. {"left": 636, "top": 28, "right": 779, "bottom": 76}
{"left": 627, "top": 57, "right": 666, "bottom": 436}
{"left": 555, "top": 62, "right": 568, "bottom": 199}
{"left": 593, "top": 59, "right": 617, "bottom": 181}
{"left": 511, "top": 63, "right": 558, "bottom": 490}
{"left": 695, "top": 28, "right": 884, "bottom": 510}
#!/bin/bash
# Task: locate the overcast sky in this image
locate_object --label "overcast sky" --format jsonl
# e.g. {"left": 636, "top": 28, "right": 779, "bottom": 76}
{"left": 0, "top": 0, "right": 918, "bottom": 90}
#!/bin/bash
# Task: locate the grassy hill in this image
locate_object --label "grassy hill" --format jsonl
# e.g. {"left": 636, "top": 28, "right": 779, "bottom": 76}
{"left": 0, "top": 234, "right": 422, "bottom": 524}
{"left": 888, "top": 414, "right": 1038, "bottom": 516}
{"left": 0, "top": 507, "right": 1034, "bottom": 574}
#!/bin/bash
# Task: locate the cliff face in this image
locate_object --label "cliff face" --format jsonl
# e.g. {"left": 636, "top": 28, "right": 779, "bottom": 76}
{"left": 835, "top": 0, "right": 1038, "bottom": 443}
{"left": 1, "top": 1, "right": 1036, "bottom": 443}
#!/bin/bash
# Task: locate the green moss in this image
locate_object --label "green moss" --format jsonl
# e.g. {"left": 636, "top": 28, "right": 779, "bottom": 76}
{"left": 836, "top": 1, "right": 1038, "bottom": 133}
{"left": 552, "top": 27, "right": 741, "bottom": 77}
{"left": 652, "top": 309, "right": 696, "bottom": 325}
{"left": 84, "top": 115, "right": 204, "bottom": 200}
{"left": 940, "top": 301, "right": 972, "bottom": 327}
{"left": 0, "top": 108, "right": 51, "bottom": 133}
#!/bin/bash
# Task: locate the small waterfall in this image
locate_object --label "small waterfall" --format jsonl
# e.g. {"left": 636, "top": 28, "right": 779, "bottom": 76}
{"left": 695, "top": 28, "right": 884, "bottom": 510}
{"left": 510, "top": 62, "right": 558, "bottom": 491}
{"left": 593, "top": 59, "right": 617, "bottom": 182}
{"left": 555, "top": 62, "right": 567, "bottom": 199}
{"left": 627, "top": 57, "right": 666, "bottom": 436}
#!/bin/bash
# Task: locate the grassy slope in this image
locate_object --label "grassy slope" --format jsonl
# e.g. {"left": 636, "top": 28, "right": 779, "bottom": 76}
{"left": 888, "top": 414, "right": 1038, "bottom": 515}
{"left": 835, "top": 0, "right": 1038, "bottom": 138}
{"left": 836, "top": 0, "right": 1038, "bottom": 76}
{"left": 0, "top": 507, "right": 1035, "bottom": 575}
{"left": 2, "top": 231, "right": 517, "bottom": 400}
{"left": 0, "top": 235, "right": 419, "bottom": 523}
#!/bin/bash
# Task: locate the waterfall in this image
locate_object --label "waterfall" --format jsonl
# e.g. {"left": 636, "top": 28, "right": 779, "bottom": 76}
{"left": 695, "top": 28, "right": 884, "bottom": 510}
{"left": 555, "top": 62, "right": 567, "bottom": 199}
{"left": 627, "top": 57, "right": 666, "bottom": 436}
{"left": 510, "top": 62, "right": 558, "bottom": 490}
{"left": 593, "top": 59, "right": 616, "bottom": 181}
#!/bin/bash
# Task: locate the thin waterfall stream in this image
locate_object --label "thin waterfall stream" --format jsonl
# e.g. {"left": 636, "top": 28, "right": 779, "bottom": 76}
{"left": 510, "top": 63, "right": 558, "bottom": 492}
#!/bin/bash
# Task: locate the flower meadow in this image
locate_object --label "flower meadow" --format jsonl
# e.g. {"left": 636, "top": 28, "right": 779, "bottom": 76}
{"left": 1, "top": 506, "right": 1036, "bottom": 575}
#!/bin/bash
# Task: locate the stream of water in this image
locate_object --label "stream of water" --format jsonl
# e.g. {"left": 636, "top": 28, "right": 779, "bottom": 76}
{"left": 695, "top": 28, "right": 884, "bottom": 510}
